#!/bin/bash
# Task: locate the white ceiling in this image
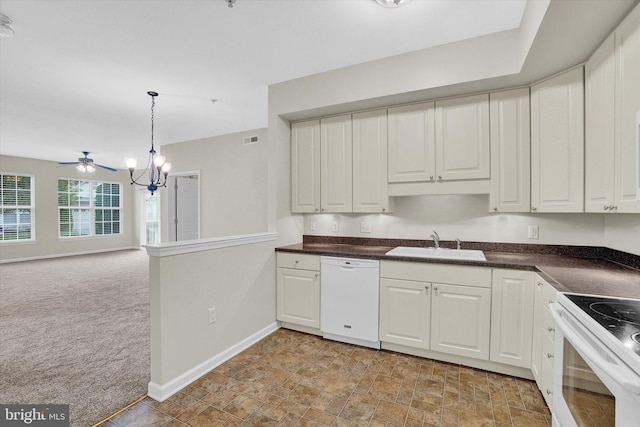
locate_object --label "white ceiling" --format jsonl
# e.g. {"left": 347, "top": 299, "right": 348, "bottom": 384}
{"left": 0, "top": 0, "right": 634, "bottom": 170}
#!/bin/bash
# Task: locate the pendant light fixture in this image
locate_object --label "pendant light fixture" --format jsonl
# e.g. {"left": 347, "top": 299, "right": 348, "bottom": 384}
{"left": 125, "top": 91, "right": 171, "bottom": 195}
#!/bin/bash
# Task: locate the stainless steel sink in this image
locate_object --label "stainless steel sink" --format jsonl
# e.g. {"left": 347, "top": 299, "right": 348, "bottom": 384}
{"left": 385, "top": 246, "right": 487, "bottom": 262}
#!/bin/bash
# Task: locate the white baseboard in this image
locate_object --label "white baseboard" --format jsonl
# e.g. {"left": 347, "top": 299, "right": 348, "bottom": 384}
{"left": 147, "top": 322, "right": 280, "bottom": 402}
{"left": 0, "top": 246, "right": 142, "bottom": 264}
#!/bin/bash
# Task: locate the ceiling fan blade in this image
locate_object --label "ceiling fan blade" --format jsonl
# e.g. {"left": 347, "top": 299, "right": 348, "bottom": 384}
{"left": 58, "top": 161, "right": 81, "bottom": 166}
{"left": 95, "top": 164, "right": 117, "bottom": 172}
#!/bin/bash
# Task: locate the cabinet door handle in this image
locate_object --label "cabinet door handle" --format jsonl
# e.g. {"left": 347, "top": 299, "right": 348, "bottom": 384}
{"left": 547, "top": 353, "right": 554, "bottom": 359}
{"left": 604, "top": 205, "right": 611, "bottom": 211}
{"left": 531, "top": 207, "right": 537, "bottom": 212}
{"left": 438, "top": 175, "right": 442, "bottom": 182}
{"left": 433, "top": 286, "right": 438, "bottom": 296}
{"left": 425, "top": 285, "right": 429, "bottom": 291}
{"left": 537, "top": 282, "right": 543, "bottom": 288}
{"left": 547, "top": 326, "right": 555, "bottom": 332}
{"left": 493, "top": 207, "right": 498, "bottom": 212}
{"left": 315, "top": 273, "right": 319, "bottom": 278}
{"left": 546, "top": 389, "right": 553, "bottom": 395}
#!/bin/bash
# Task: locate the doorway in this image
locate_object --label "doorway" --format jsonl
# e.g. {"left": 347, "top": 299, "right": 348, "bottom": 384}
{"left": 138, "top": 188, "right": 161, "bottom": 246}
{"left": 167, "top": 172, "right": 200, "bottom": 242}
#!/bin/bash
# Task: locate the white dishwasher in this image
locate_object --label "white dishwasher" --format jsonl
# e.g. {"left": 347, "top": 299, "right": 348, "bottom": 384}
{"left": 320, "top": 256, "right": 380, "bottom": 349}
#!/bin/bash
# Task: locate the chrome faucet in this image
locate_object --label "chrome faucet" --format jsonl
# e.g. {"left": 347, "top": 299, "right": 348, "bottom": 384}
{"left": 430, "top": 230, "right": 440, "bottom": 249}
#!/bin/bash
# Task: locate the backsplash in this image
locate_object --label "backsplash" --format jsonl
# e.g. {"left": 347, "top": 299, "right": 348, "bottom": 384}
{"left": 304, "top": 195, "right": 602, "bottom": 243}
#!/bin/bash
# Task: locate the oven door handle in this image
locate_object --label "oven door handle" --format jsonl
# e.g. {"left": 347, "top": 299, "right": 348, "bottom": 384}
{"left": 551, "top": 304, "right": 640, "bottom": 395}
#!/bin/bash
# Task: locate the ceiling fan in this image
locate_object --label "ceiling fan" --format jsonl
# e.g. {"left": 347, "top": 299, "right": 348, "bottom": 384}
{"left": 58, "top": 151, "right": 117, "bottom": 173}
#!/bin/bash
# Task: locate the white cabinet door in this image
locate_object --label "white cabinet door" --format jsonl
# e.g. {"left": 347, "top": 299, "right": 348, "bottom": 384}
{"left": 531, "top": 67, "right": 585, "bottom": 212}
{"left": 379, "top": 278, "right": 430, "bottom": 349}
{"left": 431, "top": 283, "right": 491, "bottom": 360}
{"left": 435, "top": 94, "right": 490, "bottom": 182}
{"left": 614, "top": 6, "right": 640, "bottom": 212}
{"left": 490, "top": 269, "right": 535, "bottom": 369}
{"left": 387, "top": 102, "right": 436, "bottom": 183}
{"left": 353, "top": 109, "right": 390, "bottom": 213}
{"left": 531, "top": 278, "right": 544, "bottom": 384}
{"left": 489, "top": 88, "right": 531, "bottom": 213}
{"left": 276, "top": 268, "right": 320, "bottom": 328}
{"left": 321, "top": 115, "right": 353, "bottom": 212}
{"left": 585, "top": 35, "right": 616, "bottom": 213}
{"left": 291, "top": 120, "right": 320, "bottom": 213}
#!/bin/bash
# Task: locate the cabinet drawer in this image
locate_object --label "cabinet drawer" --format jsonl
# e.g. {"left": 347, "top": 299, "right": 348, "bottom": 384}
{"left": 542, "top": 281, "right": 557, "bottom": 307}
{"left": 541, "top": 330, "right": 555, "bottom": 366}
{"left": 277, "top": 253, "right": 320, "bottom": 270}
{"left": 542, "top": 305, "right": 556, "bottom": 340}
{"left": 381, "top": 261, "right": 491, "bottom": 287}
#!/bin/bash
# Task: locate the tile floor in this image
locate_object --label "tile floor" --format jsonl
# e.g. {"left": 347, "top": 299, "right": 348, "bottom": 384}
{"left": 100, "top": 329, "right": 551, "bottom": 427}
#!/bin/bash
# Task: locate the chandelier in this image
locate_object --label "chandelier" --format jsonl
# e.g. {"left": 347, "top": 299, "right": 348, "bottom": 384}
{"left": 375, "top": 0, "right": 410, "bottom": 7}
{"left": 125, "top": 91, "right": 171, "bottom": 195}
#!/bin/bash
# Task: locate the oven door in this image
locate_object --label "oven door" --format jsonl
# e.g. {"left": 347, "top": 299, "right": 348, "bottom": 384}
{"left": 551, "top": 303, "right": 640, "bottom": 427}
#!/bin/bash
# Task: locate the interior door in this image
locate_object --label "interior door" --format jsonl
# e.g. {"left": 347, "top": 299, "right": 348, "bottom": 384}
{"left": 168, "top": 174, "right": 200, "bottom": 242}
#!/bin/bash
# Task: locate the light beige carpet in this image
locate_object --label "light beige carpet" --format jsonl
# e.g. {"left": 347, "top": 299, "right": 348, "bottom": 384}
{"left": 0, "top": 249, "right": 150, "bottom": 427}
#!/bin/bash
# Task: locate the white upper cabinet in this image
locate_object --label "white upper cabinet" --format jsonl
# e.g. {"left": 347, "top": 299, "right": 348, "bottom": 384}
{"left": 614, "top": 6, "right": 640, "bottom": 212}
{"left": 387, "top": 95, "right": 490, "bottom": 196}
{"left": 320, "top": 115, "right": 353, "bottom": 213}
{"left": 489, "top": 88, "right": 531, "bottom": 213}
{"left": 585, "top": 5, "right": 640, "bottom": 213}
{"left": 585, "top": 35, "right": 616, "bottom": 213}
{"left": 353, "top": 109, "right": 391, "bottom": 213}
{"left": 531, "top": 66, "right": 585, "bottom": 213}
{"left": 435, "top": 94, "right": 490, "bottom": 181}
{"left": 388, "top": 102, "right": 436, "bottom": 183}
{"left": 291, "top": 120, "right": 321, "bottom": 213}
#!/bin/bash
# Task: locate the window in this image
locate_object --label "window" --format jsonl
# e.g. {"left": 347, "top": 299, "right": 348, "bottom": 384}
{"left": 58, "top": 179, "right": 121, "bottom": 238}
{"left": 0, "top": 173, "right": 34, "bottom": 241}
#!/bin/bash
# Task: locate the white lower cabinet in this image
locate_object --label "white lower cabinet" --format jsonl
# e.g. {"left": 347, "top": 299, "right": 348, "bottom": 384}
{"left": 531, "top": 274, "right": 558, "bottom": 410}
{"left": 276, "top": 253, "right": 320, "bottom": 329}
{"left": 379, "top": 278, "right": 431, "bottom": 349}
{"left": 431, "top": 283, "right": 491, "bottom": 360}
{"left": 490, "top": 269, "right": 535, "bottom": 368}
{"left": 379, "top": 261, "right": 492, "bottom": 361}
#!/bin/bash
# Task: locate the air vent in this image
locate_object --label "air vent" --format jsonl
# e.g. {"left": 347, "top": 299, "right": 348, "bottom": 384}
{"left": 243, "top": 135, "right": 259, "bottom": 145}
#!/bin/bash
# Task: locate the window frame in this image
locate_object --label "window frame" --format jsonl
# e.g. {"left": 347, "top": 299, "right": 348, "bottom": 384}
{"left": 57, "top": 178, "right": 123, "bottom": 239}
{"left": 0, "top": 172, "right": 35, "bottom": 243}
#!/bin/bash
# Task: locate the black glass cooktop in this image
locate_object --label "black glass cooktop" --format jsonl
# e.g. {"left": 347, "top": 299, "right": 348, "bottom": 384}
{"left": 565, "top": 293, "right": 640, "bottom": 356}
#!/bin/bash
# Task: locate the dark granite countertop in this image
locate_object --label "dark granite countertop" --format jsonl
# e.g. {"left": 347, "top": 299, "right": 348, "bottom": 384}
{"left": 276, "top": 236, "right": 640, "bottom": 299}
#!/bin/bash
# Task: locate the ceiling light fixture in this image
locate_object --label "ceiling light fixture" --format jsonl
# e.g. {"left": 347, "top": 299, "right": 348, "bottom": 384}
{"left": 0, "top": 12, "right": 15, "bottom": 37}
{"left": 227, "top": 0, "right": 236, "bottom": 8}
{"left": 76, "top": 163, "right": 95, "bottom": 173}
{"left": 375, "top": 0, "right": 410, "bottom": 7}
{"left": 125, "top": 91, "right": 171, "bottom": 195}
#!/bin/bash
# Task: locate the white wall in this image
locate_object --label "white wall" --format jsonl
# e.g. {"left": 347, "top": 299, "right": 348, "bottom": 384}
{"left": 159, "top": 128, "right": 269, "bottom": 241}
{"left": 0, "top": 155, "right": 138, "bottom": 262}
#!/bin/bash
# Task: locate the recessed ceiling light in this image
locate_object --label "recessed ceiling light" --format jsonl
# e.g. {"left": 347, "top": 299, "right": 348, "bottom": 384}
{"left": 375, "top": 0, "right": 411, "bottom": 8}
{"left": 0, "top": 13, "right": 15, "bottom": 37}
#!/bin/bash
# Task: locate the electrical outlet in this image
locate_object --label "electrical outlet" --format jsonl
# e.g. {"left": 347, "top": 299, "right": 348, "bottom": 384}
{"left": 309, "top": 221, "right": 317, "bottom": 231}
{"left": 360, "top": 222, "right": 371, "bottom": 233}
{"left": 528, "top": 225, "right": 539, "bottom": 240}
{"left": 208, "top": 307, "right": 217, "bottom": 324}
{"left": 331, "top": 221, "right": 339, "bottom": 232}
